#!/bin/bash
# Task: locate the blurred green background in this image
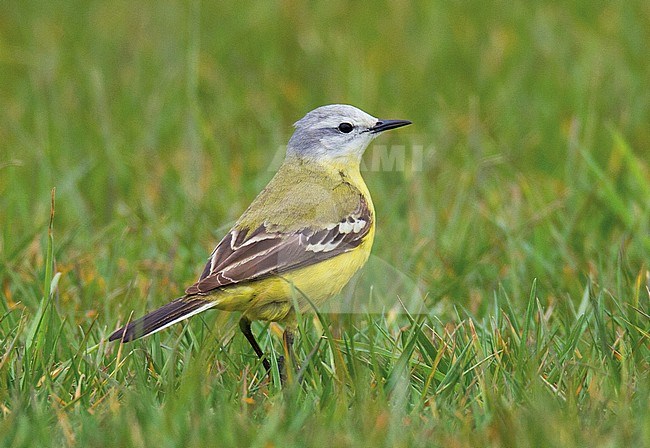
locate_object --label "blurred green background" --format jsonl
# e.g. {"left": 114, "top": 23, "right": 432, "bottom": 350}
{"left": 1, "top": 1, "right": 649, "bottom": 446}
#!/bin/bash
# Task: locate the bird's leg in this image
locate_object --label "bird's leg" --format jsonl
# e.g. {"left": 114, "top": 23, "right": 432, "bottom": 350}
{"left": 239, "top": 317, "right": 271, "bottom": 372}
{"left": 278, "top": 326, "right": 295, "bottom": 385}
{"left": 283, "top": 326, "right": 297, "bottom": 369}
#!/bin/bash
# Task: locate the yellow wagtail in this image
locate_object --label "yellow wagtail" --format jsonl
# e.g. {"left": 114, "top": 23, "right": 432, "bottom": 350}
{"left": 109, "top": 104, "right": 411, "bottom": 371}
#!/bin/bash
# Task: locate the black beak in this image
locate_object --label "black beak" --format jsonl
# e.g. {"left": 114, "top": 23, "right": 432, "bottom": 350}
{"left": 369, "top": 119, "right": 412, "bottom": 134}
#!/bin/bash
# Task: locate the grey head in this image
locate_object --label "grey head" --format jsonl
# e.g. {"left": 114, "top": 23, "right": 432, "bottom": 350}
{"left": 286, "top": 104, "right": 411, "bottom": 164}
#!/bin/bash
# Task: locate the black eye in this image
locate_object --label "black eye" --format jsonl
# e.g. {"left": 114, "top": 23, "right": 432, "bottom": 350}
{"left": 337, "top": 122, "right": 354, "bottom": 133}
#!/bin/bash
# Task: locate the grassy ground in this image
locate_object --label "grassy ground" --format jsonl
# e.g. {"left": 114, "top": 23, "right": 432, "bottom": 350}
{"left": 1, "top": 1, "right": 649, "bottom": 446}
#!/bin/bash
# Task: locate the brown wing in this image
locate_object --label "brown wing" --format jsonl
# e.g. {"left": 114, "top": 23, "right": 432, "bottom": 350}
{"left": 185, "top": 196, "right": 372, "bottom": 295}
{"left": 108, "top": 296, "right": 214, "bottom": 342}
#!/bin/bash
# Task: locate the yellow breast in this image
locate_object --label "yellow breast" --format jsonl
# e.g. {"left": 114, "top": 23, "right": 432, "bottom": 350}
{"left": 242, "top": 205, "right": 374, "bottom": 322}
{"left": 207, "top": 163, "right": 375, "bottom": 323}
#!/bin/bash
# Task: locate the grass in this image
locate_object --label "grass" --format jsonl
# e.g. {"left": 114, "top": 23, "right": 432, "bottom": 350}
{"left": 1, "top": 0, "right": 649, "bottom": 446}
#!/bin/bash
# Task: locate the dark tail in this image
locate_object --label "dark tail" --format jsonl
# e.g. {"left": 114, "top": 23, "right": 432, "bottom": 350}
{"left": 109, "top": 296, "right": 214, "bottom": 342}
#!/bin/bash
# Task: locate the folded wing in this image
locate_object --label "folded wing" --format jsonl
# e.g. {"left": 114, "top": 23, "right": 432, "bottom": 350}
{"left": 186, "top": 195, "right": 372, "bottom": 295}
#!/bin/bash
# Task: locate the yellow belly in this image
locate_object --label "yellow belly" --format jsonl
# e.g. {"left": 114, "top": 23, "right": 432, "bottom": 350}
{"left": 206, "top": 226, "right": 374, "bottom": 323}
{"left": 207, "top": 163, "right": 376, "bottom": 323}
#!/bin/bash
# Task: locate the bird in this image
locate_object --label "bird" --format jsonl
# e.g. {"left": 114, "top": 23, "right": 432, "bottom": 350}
{"left": 109, "top": 104, "right": 411, "bottom": 374}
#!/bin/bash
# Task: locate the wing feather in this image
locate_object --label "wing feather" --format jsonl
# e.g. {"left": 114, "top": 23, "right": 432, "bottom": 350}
{"left": 185, "top": 196, "right": 372, "bottom": 295}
